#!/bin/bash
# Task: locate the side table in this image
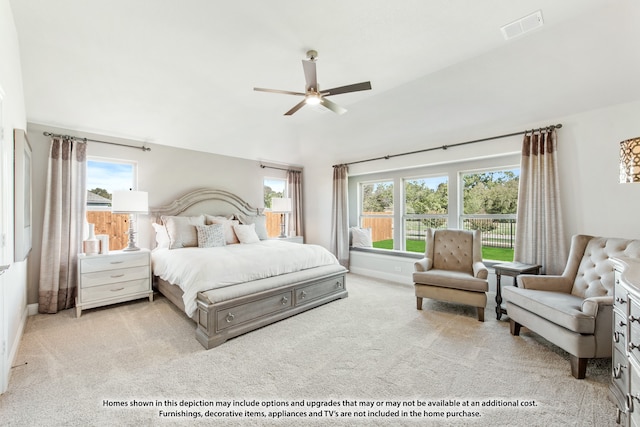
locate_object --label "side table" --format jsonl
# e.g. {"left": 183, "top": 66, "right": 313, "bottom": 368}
{"left": 494, "top": 261, "right": 541, "bottom": 320}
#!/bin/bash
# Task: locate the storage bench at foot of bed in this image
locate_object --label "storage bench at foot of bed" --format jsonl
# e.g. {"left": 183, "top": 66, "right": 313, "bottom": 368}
{"left": 194, "top": 266, "right": 348, "bottom": 349}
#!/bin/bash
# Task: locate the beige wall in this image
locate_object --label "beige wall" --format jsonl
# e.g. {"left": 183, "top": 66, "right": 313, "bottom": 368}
{"left": 302, "top": 99, "right": 640, "bottom": 262}
{"left": 26, "top": 123, "right": 288, "bottom": 305}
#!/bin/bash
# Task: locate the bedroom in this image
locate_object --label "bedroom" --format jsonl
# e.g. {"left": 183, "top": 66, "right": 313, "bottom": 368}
{"left": 1, "top": 0, "right": 640, "bottom": 425}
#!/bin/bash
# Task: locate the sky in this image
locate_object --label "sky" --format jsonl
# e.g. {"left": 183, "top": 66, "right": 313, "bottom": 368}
{"left": 87, "top": 160, "right": 135, "bottom": 195}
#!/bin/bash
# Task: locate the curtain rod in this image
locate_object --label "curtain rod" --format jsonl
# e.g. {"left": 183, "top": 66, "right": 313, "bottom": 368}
{"left": 259, "top": 163, "right": 302, "bottom": 172}
{"left": 43, "top": 131, "right": 151, "bottom": 152}
{"left": 333, "top": 123, "right": 562, "bottom": 168}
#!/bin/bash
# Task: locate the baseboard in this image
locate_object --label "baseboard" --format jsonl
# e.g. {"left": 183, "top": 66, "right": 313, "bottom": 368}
{"left": 3, "top": 304, "right": 28, "bottom": 394}
{"left": 348, "top": 266, "right": 413, "bottom": 285}
{"left": 27, "top": 303, "right": 38, "bottom": 316}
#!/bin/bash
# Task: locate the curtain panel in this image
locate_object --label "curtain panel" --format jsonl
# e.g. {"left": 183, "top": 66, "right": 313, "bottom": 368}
{"left": 330, "top": 165, "right": 350, "bottom": 268}
{"left": 287, "top": 169, "right": 304, "bottom": 238}
{"left": 39, "top": 137, "right": 87, "bottom": 313}
{"left": 514, "top": 129, "right": 567, "bottom": 275}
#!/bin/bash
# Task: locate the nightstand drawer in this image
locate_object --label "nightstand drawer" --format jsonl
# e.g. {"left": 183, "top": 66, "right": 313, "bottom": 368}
{"left": 81, "top": 266, "right": 149, "bottom": 288}
{"left": 81, "top": 279, "right": 150, "bottom": 303}
{"left": 81, "top": 253, "right": 149, "bottom": 273}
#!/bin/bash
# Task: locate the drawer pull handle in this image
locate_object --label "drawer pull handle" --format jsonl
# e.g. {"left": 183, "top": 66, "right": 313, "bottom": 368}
{"left": 110, "top": 287, "right": 125, "bottom": 292}
{"left": 336, "top": 281, "right": 342, "bottom": 289}
{"left": 629, "top": 342, "right": 640, "bottom": 352}
{"left": 615, "top": 331, "right": 625, "bottom": 343}
{"left": 110, "top": 274, "right": 125, "bottom": 278}
{"left": 226, "top": 312, "right": 235, "bottom": 323}
{"left": 628, "top": 394, "right": 634, "bottom": 413}
{"left": 620, "top": 320, "right": 627, "bottom": 328}
{"left": 631, "top": 316, "right": 640, "bottom": 323}
{"left": 613, "top": 363, "right": 626, "bottom": 379}
{"left": 281, "top": 296, "right": 288, "bottom": 305}
{"left": 616, "top": 297, "right": 627, "bottom": 305}
{"left": 110, "top": 261, "right": 125, "bottom": 265}
{"left": 300, "top": 291, "right": 307, "bottom": 299}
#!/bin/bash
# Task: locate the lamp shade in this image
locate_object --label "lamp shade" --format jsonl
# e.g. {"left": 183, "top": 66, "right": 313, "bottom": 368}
{"left": 620, "top": 137, "right": 640, "bottom": 183}
{"left": 112, "top": 190, "right": 149, "bottom": 213}
{"left": 271, "top": 197, "right": 292, "bottom": 213}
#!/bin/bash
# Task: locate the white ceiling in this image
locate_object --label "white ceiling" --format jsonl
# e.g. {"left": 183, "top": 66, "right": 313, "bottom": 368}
{"left": 10, "top": 0, "right": 640, "bottom": 165}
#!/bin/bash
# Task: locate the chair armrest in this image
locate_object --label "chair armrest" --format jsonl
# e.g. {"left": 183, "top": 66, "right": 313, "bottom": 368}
{"left": 581, "top": 296, "right": 613, "bottom": 317}
{"left": 414, "top": 257, "right": 432, "bottom": 272}
{"left": 473, "top": 262, "right": 488, "bottom": 279}
{"left": 517, "top": 274, "right": 573, "bottom": 293}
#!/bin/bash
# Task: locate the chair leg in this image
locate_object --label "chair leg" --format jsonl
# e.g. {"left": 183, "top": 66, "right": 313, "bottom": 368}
{"left": 416, "top": 297, "right": 423, "bottom": 310}
{"left": 570, "top": 355, "right": 587, "bottom": 379}
{"left": 509, "top": 319, "right": 521, "bottom": 336}
{"left": 477, "top": 307, "right": 484, "bottom": 322}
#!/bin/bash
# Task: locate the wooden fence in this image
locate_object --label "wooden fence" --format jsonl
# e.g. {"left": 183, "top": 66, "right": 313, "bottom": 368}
{"left": 361, "top": 213, "right": 393, "bottom": 241}
{"left": 86, "top": 211, "right": 130, "bottom": 251}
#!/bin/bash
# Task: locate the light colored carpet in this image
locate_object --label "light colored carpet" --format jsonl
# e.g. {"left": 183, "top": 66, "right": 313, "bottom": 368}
{"left": 0, "top": 274, "right": 616, "bottom": 426}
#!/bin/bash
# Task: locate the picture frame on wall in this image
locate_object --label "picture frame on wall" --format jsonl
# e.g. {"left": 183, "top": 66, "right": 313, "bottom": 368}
{"left": 14, "top": 129, "right": 32, "bottom": 262}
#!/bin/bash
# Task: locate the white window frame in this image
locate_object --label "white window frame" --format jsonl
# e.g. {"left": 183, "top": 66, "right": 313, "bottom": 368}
{"left": 86, "top": 156, "right": 138, "bottom": 212}
{"left": 348, "top": 153, "right": 520, "bottom": 257}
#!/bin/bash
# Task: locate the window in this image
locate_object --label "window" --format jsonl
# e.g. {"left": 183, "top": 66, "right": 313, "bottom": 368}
{"left": 350, "top": 154, "right": 520, "bottom": 260}
{"left": 263, "top": 178, "right": 286, "bottom": 238}
{"left": 86, "top": 158, "right": 137, "bottom": 251}
{"left": 359, "top": 181, "right": 393, "bottom": 249}
{"left": 461, "top": 169, "right": 519, "bottom": 261}
{"left": 404, "top": 176, "right": 448, "bottom": 253}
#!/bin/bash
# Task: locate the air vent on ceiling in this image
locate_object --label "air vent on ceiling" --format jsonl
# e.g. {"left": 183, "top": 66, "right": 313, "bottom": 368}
{"left": 501, "top": 10, "right": 544, "bottom": 40}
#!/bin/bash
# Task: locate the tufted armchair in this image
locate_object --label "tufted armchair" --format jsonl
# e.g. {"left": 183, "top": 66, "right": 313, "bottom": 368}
{"left": 504, "top": 234, "right": 640, "bottom": 379}
{"left": 414, "top": 228, "right": 489, "bottom": 321}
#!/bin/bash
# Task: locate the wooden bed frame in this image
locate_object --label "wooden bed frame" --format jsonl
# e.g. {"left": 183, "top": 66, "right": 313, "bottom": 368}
{"left": 150, "top": 188, "right": 348, "bottom": 349}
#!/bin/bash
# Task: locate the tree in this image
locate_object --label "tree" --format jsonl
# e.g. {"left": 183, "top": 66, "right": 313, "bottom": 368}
{"left": 264, "top": 185, "right": 283, "bottom": 209}
{"left": 362, "top": 182, "right": 393, "bottom": 212}
{"left": 90, "top": 187, "right": 111, "bottom": 200}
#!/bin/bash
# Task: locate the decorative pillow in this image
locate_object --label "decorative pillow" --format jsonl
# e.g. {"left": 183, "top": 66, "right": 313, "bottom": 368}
{"left": 196, "top": 224, "right": 226, "bottom": 248}
{"left": 205, "top": 215, "right": 240, "bottom": 244}
{"left": 161, "top": 215, "right": 205, "bottom": 249}
{"left": 236, "top": 213, "right": 268, "bottom": 240}
{"left": 233, "top": 223, "right": 261, "bottom": 244}
{"left": 152, "top": 223, "right": 170, "bottom": 249}
{"left": 350, "top": 227, "right": 373, "bottom": 248}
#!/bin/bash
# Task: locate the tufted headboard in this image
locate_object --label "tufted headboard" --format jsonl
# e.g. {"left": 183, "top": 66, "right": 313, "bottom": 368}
{"left": 569, "top": 235, "right": 640, "bottom": 298}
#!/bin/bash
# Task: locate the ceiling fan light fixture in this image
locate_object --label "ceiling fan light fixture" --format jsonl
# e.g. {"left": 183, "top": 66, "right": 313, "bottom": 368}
{"left": 305, "top": 94, "right": 321, "bottom": 105}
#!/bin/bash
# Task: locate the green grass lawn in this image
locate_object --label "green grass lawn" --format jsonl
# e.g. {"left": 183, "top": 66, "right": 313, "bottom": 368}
{"left": 372, "top": 239, "right": 514, "bottom": 262}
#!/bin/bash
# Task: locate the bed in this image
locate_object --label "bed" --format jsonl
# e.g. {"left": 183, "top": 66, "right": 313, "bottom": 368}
{"left": 149, "top": 188, "right": 348, "bottom": 349}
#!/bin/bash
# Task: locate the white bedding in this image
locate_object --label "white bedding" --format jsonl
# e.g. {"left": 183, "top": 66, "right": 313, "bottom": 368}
{"left": 152, "top": 240, "right": 340, "bottom": 317}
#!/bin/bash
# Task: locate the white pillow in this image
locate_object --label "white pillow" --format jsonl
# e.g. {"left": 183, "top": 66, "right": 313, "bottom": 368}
{"left": 196, "top": 224, "right": 226, "bottom": 248}
{"left": 161, "top": 215, "right": 205, "bottom": 249}
{"left": 205, "top": 215, "right": 240, "bottom": 244}
{"left": 233, "top": 223, "right": 260, "bottom": 244}
{"left": 152, "top": 223, "right": 170, "bottom": 249}
{"left": 236, "top": 213, "right": 268, "bottom": 240}
{"left": 350, "top": 227, "right": 373, "bottom": 247}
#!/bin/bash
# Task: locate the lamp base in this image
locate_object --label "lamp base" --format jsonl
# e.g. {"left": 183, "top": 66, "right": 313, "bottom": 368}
{"left": 278, "top": 213, "right": 287, "bottom": 238}
{"left": 122, "top": 214, "right": 141, "bottom": 251}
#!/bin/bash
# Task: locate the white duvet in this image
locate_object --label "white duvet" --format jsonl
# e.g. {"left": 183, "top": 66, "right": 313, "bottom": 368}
{"left": 152, "top": 240, "right": 339, "bottom": 317}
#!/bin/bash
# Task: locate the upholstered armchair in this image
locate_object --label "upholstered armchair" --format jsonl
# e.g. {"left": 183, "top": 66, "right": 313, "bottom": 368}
{"left": 504, "top": 234, "right": 640, "bottom": 379}
{"left": 414, "top": 228, "right": 489, "bottom": 321}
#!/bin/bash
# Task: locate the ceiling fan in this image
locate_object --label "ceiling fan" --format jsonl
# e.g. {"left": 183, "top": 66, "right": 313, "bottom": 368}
{"left": 254, "top": 50, "right": 372, "bottom": 116}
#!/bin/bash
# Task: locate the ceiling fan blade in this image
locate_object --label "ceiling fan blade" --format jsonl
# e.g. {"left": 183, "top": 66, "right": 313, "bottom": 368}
{"left": 302, "top": 60, "right": 318, "bottom": 92}
{"left": 254, "top": 87, "right": 306, "bottom": 96}
{"left": 323, "top": 81, "right": 372, "bottom": 96}
{"left": 320, "top": 98, "right": 347, "bottom": 115}
{"left": 284, "top": 99, "right": 307, "bottom": 116}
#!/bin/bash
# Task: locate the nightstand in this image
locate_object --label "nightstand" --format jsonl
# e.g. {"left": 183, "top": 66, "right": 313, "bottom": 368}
{"left": 76, "top": 249, "right": 153, "bottom": 317}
